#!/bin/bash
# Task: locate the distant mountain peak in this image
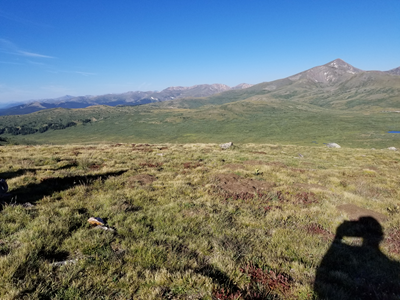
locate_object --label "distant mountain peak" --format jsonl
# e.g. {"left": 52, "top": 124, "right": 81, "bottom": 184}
{"left": 288, "top": 59, "right": 363, "bottom": 84}
{"left": 324, "top": 59, "right": 362, "bottom": 74}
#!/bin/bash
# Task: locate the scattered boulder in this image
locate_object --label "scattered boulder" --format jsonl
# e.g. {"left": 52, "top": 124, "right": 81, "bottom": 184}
{"left": 220, "top": 142, "right": 233, "bottom": 149}
{"left": 88, "top": 217, "right": 105, "bottom": 226}
{"left": 326, "top": 143, "right": 341, "bottom": 148}
{"left": 337, "top": 204, "right": 388, "bottom": 223}
{"left": 388, "top": 147, "right": 397, "bottom": 151}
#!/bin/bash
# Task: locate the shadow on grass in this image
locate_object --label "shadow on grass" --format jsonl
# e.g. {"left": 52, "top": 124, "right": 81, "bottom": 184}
{"left": 197, "top": 264, "right": 239, "bottom": 294}
{"left": 1, "top": 170, "right": 127, "bottom": 207}
{"left": 0, "top": 169, "right": 38, "bottom": 180}
{"left": 314, "top": 217, "right": 400, "bottom": 300}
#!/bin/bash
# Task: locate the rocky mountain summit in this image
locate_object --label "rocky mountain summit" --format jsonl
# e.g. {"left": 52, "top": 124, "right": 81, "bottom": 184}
{"left": 288, "top": 58, "right": 363, "bottom": 84}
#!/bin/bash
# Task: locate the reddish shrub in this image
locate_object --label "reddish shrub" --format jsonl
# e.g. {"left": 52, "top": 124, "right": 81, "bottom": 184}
{"left": 213, "top": 264, "right": 291, "bottom": 300}
{"left": 306, "top": 223, "right": 332, "bottom": 239}
{"left": 213, "top": 288, "right": 241, "bottom": 300}
{"left": 240, "top": 264, "right": 291, "bottom": 294}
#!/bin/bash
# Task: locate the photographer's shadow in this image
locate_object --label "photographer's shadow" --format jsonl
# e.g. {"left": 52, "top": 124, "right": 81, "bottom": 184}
{"left": 314, "top": 217, "right": 400, "bottom": 300}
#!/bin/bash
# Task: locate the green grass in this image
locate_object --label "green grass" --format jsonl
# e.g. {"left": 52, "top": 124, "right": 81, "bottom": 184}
{"left": 0, "top": 143, "right": 399, "bottom": 299}
{"left": 1, "top": 100, "right": 400, "bottom": 148}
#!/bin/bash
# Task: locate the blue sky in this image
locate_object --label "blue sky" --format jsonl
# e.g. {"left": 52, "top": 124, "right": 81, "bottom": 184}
{"left": 1, "top": 0, "right": 399, "bottom": 104}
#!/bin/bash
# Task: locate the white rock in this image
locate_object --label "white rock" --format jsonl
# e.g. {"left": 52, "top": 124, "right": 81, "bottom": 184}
{"left": 220, "top": 142, "right": 233, "bottom": 149}
{"left": 388, "top": 147, "right": 397, "bottom": 151}
{"left": 326, "top": 143, "right": 341, "bottom": 148}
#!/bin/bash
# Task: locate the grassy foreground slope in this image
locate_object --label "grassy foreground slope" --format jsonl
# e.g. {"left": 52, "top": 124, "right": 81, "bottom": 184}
{"left": 1, "top": 100, "right": 400, "bottom": 148}
{"left": 0, "top": 143, "right": 399, "bottom": 299}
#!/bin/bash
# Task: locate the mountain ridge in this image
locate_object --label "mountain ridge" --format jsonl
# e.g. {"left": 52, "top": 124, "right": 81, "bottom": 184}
{"left": 0, "top": 83, "right": 253, "bottom": 116}
{"left": 1, "top": 58, "right": 400, "bottom": 116}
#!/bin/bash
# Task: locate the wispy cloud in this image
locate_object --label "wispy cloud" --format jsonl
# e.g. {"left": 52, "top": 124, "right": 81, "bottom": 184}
{"left": 18, "top": 50, "right": 54, "bottom": 58}
{"left": 0, "top": 38, "right": 55, "bottom": 58}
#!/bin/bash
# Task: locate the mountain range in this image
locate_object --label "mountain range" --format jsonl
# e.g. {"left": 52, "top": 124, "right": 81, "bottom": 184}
{"left": 0, "top": 83, "right": 253, "bottom": 116}
{"left": 1, "top": 58, "right": 400, "bottom": 116}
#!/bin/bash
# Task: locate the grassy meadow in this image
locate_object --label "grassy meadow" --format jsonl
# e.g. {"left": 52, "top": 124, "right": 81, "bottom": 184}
{"left": 0, "top": 142, "right": 399, "bottom": 299}
{"left": 1, "top": 100, "right": 400, "bottom": 148}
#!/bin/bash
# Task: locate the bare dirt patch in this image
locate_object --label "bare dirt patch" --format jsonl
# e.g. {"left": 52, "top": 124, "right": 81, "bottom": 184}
{"left": 127, "top": 174, "right": 156, "bottom": 186}
{"left": 337, "top": 204, "right": 388, "bottom": 223}
{"left": 215, "top": 174, "right": 275, "bottom": 194}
